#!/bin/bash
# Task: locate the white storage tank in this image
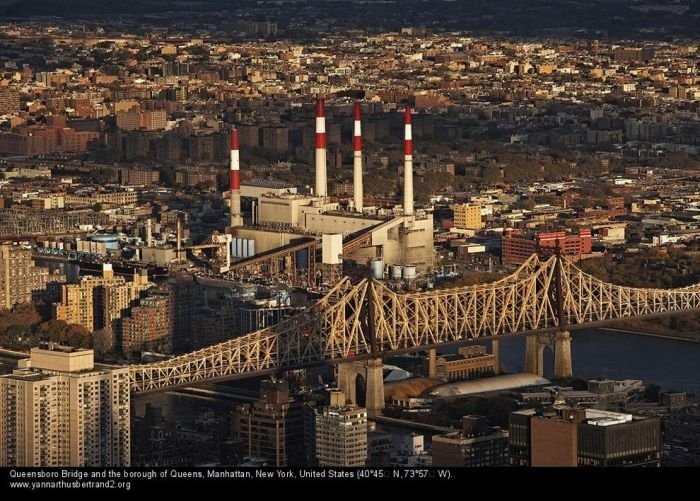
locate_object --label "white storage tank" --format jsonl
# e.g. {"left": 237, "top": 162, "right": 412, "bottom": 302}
{"left": 402, "top": 265, "right": 417, "bottom": 280}
{"left": 391, "top": 265, "right": 403, "bottom": 280}
{"left": 369, "top": 258, "right": 384, "bottom": 280}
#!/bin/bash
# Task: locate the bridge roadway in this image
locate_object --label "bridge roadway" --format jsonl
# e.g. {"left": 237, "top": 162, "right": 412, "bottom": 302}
{"left": 128, "top": 254, "right": 700, "bottom": 397}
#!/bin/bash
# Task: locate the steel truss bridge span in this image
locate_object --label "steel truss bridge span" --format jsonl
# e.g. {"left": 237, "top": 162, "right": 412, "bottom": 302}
{"left": 129, "top": 255, "right": 700, "bottom": 393}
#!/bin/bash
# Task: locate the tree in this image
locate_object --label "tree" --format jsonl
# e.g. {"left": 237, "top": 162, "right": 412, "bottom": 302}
{"left": 645, "top": 383, "right": 661, "bottom": 402}
{"left": 8, "top": 303, "right": 41, "bottom": 328}
{"left": 4, "top": 324, "right": 29, "bottom": 348}
{"left": 36, "top": 319, "right": 69, "bottom": 340}
{"left": 93, "top": 329, "right": 115, "bottom": 357}
{"left": 515, "top": 198, "right": 536, "bottom": 211}
{"left": 481, "top": 165, "right": 501, "bottom": 186}
{"left": 63, "top": 324, "right": 92, "bottom": 348}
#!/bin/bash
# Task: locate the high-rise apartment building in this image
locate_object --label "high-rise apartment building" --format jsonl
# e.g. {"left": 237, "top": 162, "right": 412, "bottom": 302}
{"left": 53, "top": 264, "right": 151, "bottom": 332}
{"left": 315, "top": 391, "right": 368, "bottom": 467}
{"left": 261, "top": 126, "right": 289, "bottom": 153}
{"left": 0, "top": 243, "right": 65, "bottom": 309}
{"left": 117, "top": 292, "right": 171, "bottom": 355}
{"left": 0, "top": 345, "right": 130, "bottom": 466}
{"left": 231, "top": 380, "right": 305, "bottom": 466}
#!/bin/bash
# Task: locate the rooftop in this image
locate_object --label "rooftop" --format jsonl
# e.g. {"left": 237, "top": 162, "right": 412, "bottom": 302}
{"left": 430, "top": 373, "right": 551, "bottom": 398}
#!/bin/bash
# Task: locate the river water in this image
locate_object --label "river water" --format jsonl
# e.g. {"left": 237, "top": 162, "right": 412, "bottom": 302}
{"left": 498, "top": 328, "right": 700, "bottom": 394}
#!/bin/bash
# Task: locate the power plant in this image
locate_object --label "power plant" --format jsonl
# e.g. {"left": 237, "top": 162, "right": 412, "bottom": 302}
{"left": 353, "top": 102, "right": 363, "bottom": 213}
{"left": 224, "top": 99, "right": 434, "bottom": 285}
{"left": 315, "top": 98, "right": 327, "bottom": 198}
{"left": 229, "top": 128, "right": 243, "bottom": 228}
{"left": 403, "top": 106, "right": 414, "bottom": 217}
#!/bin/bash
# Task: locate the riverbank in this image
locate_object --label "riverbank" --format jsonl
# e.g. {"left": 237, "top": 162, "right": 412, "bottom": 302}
{"left": 600, "top": 327, "right": 700, "bottom": 343}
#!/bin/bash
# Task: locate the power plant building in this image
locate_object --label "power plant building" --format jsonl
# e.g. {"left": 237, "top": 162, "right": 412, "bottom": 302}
{"left": 228, "top": 100, "right": 435, "bottom": 273}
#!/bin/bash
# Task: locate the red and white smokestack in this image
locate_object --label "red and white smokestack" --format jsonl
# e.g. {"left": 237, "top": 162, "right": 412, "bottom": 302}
{"left": 353, "top": 102, "right": 363, "bottom": 213}
{"left": 403, "top": 106, "right": 414, "bottom": 216}
{"left": 230, "top": 129, "right": 243, "bottom": 227}
{"left": 315, "top": 98, "right": 327, "bottom": 198}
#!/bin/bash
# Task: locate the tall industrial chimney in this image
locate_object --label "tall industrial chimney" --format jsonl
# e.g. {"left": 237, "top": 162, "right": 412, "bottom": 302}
{"left": 353, "top": 102, "right": 363, "bottom": 213}
{"left": 315, "top": 98, "right": 327, "bottom": 198}
{"left": 145, "top": 218, "right": 152, "bottom": 247}
{"left": 176, "top": 216, "right": 182, "bottom": 262}
{"left": 403, "top": 106, "right": 414, "bottom": 216}
{"left": 230, "top": 129, "right": 243, "bottom": 227}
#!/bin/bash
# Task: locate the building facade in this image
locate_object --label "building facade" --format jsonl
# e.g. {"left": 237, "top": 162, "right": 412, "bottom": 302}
{"left": 0, "top": 243, "right": 65, "bottom": 310}
{"left": 0, "top": 346, "right": 130, "bottom": 466}
{"left": 116, "top": 292, "right": 172, "bottom": 355}
{"left": 509, "top": 406, "right": 661, "bottom": 467}
{"left": 315, "top": 405, "right": 368, "bottom": 467}
{"left": 53, "top": 265, "right": 151, "bottom": 332}
{"left": 432, "top": 416, "right": 508, "bottom": 467}
{"left": 435, "top": 345, "right": 496, "bottom": 382}
{"left": 231, "top": 380, "right": 305, "bottom": 466}
{"left": 453, "top": 204, "right": 484, "bottom": 230}
{"left": 502, "top": 228, "right": 592, "bottom": 264}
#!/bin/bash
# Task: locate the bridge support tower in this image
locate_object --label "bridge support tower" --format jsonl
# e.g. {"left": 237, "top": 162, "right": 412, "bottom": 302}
{"left": 553, "top": 330, "right": 572, "bottom": 379}
{"left": 427, "top": 349, "right": 437, "bottom": 378}
{"left": 524, "top": 331, "right": 572, "bottom": 379}
{"left": 336, "top": 358, "right": 385, "bottom": 418}
{"left": 524, "top": 335, "right": 546, "bottom": 377}
{"left": 492, "top": 340, "right": 501, "bottom": 375}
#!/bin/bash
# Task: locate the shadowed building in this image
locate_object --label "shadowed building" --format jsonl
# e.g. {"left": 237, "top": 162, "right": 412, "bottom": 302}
{"left": 509, "top": 405, "right": 661, "bottom": 467}
{"left": 231, "top": 380, "right": 305, "bottom": 466}
{"left": 432, "top": 415, "right": 509, "bottom": 467}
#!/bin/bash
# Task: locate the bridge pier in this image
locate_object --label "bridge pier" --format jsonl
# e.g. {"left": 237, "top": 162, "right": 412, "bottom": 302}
{"left": 427, "top": 349, "right": 437, "bottom": 378}
{"left": 554, "top": 330, "right": 573, "bottom": 379}
{"left": 336, "top": 358, "right": 385, "bottom": 418}
{"left": 524, "top": 335, "right": 546, "bottom": 377}
{"left": 336, "top": 362, "right": 357, "bottom": 405}
{"left": 524, "top": 331, "right": 573, "bottom": 379}
{"left": 492, "top": 340, "right": 500, "bottom": 375}
{"left": 365, "top": 358, "right": 385, "bottom": 418}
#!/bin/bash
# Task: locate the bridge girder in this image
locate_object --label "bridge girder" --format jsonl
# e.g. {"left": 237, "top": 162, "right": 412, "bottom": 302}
{"left": 129, "top": 254, "right": 700, "bottom": 393}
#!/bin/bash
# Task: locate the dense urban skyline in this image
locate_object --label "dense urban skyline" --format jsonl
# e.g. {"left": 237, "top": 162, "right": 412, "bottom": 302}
{"left": 0, "top": 1, "right": 699, "bottom": 486}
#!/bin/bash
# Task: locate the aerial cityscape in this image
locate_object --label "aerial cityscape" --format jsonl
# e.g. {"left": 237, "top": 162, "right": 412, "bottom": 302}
{"left": 1, "top": 0, "right": 700, "bottom": 486}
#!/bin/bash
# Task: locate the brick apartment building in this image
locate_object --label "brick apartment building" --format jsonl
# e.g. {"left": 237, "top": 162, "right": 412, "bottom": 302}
{"left": 502, "top": 227, "right": 592, "bottom": 264}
